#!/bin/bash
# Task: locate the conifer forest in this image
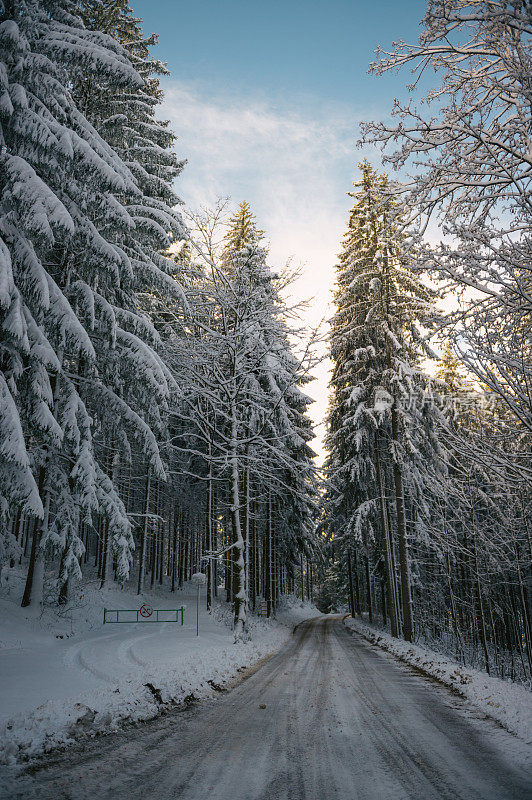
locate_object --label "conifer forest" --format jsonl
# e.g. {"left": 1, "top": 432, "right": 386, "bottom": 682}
{"left": 0, "top": 2, "right": 531, "bottom": 797}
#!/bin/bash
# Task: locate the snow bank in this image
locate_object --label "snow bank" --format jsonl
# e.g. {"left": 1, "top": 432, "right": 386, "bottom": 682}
{"left": 0, "top": 581, "right": 318, "bottom": 766}
{"left": 344, "top": 616, "right": 532, "bottom": 743}
{"left": 1, "top": 623, "right": 281, "bottom": 765}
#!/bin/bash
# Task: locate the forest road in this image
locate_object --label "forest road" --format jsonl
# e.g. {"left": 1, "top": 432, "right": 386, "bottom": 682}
{"left": 4, "top": 616, "right": 531, "bottom": 800}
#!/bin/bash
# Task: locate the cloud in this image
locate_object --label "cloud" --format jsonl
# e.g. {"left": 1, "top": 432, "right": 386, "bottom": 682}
{"left": 161, "top": 81, "right": 377, "bottom": 461}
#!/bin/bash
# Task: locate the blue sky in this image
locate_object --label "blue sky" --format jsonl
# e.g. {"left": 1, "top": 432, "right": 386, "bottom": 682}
{"left": 132, "top": 0, "right": 430, "bottom": 459}
{"left": 134, "top": 0, "right": 427, "bottom": 107}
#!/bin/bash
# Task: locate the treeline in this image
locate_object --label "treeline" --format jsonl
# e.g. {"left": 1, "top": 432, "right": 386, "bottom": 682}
{"left": 321, "top": 2, "right": 532, "bottom": 683}
{"left": 0, "top": 0, "right": 317, "bottom": 638}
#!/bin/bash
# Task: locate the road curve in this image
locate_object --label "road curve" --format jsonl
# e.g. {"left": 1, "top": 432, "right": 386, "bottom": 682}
{"left": 4, "top": 617, "right": 531, "bottom": 800}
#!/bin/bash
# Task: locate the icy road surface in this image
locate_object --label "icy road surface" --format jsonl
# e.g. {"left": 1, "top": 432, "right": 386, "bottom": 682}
{"left": 5, "top": 617, "right": 531, "bottom": 800}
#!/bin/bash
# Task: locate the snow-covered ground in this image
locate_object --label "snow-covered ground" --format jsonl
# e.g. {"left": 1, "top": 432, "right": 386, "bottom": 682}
{"left": 0, "top": 570, "right": 319, "bottom": 765}
{"left": 344, "top": 616, "right": 532, "bottom": 743}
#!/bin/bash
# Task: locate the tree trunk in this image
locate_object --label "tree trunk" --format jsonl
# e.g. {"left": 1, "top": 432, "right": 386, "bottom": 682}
{"left": 265, "top": 492, "right": 272, "bottom": 617}
{"left": 101, "top": 444, "right": 119, "bottom": 589}
{"left": 471, "top": 523, "right": 490, "bottom": 675}
{"left": 353, "top": 550, "right": 361, "bottom": 615}
{"left": 206, "top": 458, "right": 214, "bottom": 610}
{"left": 376, "top": 442, "right": 399, "bottom": 637}
{"left": 391, "top": 409, "right": 413, "bottom": 642}
{"left": 364, "top": 535, "right": 373, "bottom": 624}
{"left": 346, "top": 549, "right": 355, "bottom": 617}
{"left": 21, "top": 466, "right": 48, "bottom": 609}
{"left": 230, "top": 402, "right": 246, "bottom": 639}
{"left": 137, "top": 466, "right": 151, "bottom": 595}
{"left": 250, "top": 497, "right": 257, "bottom": 611}
{"left": 243, "top": 460, "right": 250, "bottom": 617}
{"left": 171, "top": 508, "right": 178, "bottom": 593}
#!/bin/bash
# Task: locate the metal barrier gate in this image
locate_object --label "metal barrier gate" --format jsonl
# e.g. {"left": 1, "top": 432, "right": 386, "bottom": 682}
{"left": 103, "top": 605, "right": 184, "bottom": 625}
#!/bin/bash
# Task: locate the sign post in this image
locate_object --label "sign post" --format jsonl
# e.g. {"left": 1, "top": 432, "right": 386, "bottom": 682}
{"left": 191, "top": 573, "right": 207, "bottom": 636}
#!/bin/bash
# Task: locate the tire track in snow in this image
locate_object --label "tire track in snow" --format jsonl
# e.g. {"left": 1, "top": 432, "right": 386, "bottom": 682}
{"left": 63, "top": 628, "right": 126, "bottom": 684}
{"left": 117, "top": 624, "right": 169, "bottom": 670}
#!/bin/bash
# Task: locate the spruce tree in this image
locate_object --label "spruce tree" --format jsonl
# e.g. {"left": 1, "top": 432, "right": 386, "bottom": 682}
{"left": 221, "top": 207, "right": 311, "bottom": 634}
{"left": 223, "top": 201, "right": 264, "bottom": 258}
{"left": 0, "top": 0, "right": 180, "bottom": 605}
{"left": 168, "top": 203, "right": 317, "bottom": 638}
{"left": 324, "top": 161, "right": 441, "bottom": 641}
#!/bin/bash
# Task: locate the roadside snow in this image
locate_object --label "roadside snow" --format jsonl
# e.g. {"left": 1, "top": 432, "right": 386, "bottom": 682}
{"left": 0, "top": 572, "right": 319, "bottom": 765}
{"left": 276, "top": 598, "right": 318, "bottom": 627}
{"left": 344, "top": 616, "right": 532, "bottom": 743}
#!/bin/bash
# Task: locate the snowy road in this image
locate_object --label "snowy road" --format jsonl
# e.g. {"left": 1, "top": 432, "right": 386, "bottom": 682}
{"left": 5, "top": 617, "right": 531, "bottom": 800}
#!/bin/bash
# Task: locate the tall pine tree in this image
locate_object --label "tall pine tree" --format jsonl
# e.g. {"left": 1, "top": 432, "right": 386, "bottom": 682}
{"left": 324, "top": 161, "right": 441, "bottom": 641}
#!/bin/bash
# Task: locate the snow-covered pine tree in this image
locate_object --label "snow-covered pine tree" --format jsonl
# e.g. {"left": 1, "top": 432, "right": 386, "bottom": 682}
{"left": 0, "top": 0, "right": 182, "bottom": 605}
{"left": 355, "top": 3, "right": 531, "bottom": 671}
{"left": 323, "top": 161, "right": 442, "bottom": 641}
{"left": 75, "top": 0, "right": 185, "bottom": 276}
{"left": 221, "top": 204, "right": 317, "bottom": 630}
{"left": 166, "top": 203, "right": 318, "bottom": 639}
{"left": 222, "top": 201, "right": 265, "bottom": 262}
{"left": 71, "top": 0, "right": 187, "bottom": 590}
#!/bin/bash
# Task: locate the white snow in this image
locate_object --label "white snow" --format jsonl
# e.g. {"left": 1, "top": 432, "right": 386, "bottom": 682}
{"left": 0, "top": 570, "right": 318, "bottom": 765}
{"left": 344, "top": 616, "right": 532, "bottom": 743}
